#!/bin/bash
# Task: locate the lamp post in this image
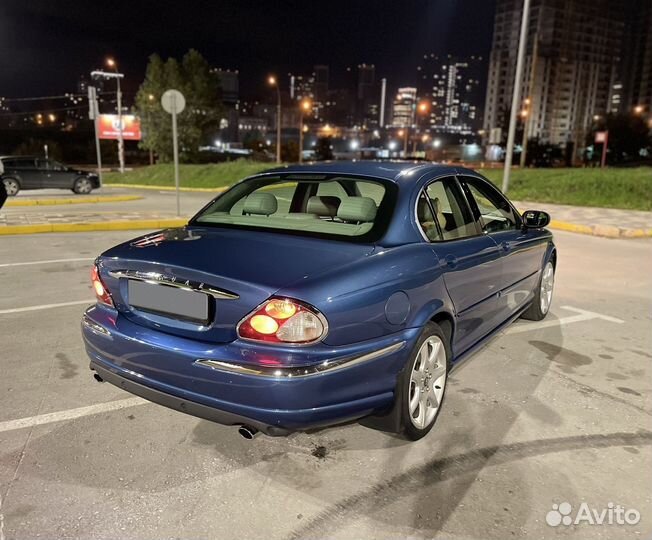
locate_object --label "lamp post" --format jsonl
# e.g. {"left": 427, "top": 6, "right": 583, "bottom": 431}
{"left": 92, "top": 58, "right": 125, "bottom": 173}
{"left": 298, "top": 99, "right": 311, "bottom": 163}
{"left": 268, "top": 76, "right": 282, "bottom": 163}
{"left": 147, "top": 93, "right": 155, "bottom": 165}
{"left": 519, "top": 103, "right": 529, "bottom": 167}
{"left": 415, "top": 101, "right": 430, "bottom": 154}
{"left": 502, "top": 0, "right": 531, "bottom": 193}
{"left": 398, "top": 128, "right": 409, "bottom": 157}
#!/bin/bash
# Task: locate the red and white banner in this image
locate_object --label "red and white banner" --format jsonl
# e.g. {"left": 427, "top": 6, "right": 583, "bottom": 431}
{"left": 98, "top": 114, "right": 141, "bottom": 141}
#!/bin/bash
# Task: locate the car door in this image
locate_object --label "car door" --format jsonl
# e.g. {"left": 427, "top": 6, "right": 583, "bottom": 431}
{"left": 15, "top": 158, "right": 42, "bottom": 189}
{"left": 417, "top": 175, "right": 503, "bottom": 356}
{"left": 458, "top": 174, "right": 547, "bottom": 315}
{"left": 39, "top": 159, "right": 73, "bottom": 189}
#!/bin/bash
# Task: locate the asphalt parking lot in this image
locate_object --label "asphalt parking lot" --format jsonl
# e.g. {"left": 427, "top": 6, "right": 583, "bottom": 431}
{"left": 1, "top": 229, "right": 651, "bottom": 539}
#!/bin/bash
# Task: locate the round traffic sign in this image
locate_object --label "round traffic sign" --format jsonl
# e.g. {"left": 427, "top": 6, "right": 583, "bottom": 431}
{"left": 161, "top": 89, "right": 186, "bottom": 114}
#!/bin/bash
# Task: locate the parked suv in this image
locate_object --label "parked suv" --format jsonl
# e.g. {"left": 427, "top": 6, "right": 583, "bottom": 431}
{"left": 0, "top": 156, "right": 100, "bottom": 196}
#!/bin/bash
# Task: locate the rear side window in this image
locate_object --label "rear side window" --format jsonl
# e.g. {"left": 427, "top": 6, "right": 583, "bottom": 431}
{"left": 3, "top": 158, "right": 33, "bottom": 169}
{"left": 421, "top": 177, "right": 478, "bottom": 241}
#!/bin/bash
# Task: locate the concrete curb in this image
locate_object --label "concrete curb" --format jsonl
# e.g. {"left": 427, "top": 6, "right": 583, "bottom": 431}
{"left": 5, "top": 195, "right": 142, "bottom": 207}
{"left": 549, "top": 220, "right": 652, "bottom": 239}
{"left": 0, "top": 218, "right": 187, "bottom": 236}
{"left": 105, "top": 183, "right": 227, "bottom": 193}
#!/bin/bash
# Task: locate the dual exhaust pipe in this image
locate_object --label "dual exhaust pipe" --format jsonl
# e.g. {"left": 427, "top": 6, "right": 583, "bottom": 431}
{"left": 92, "top": 371, "right": 259, "bottom": 439}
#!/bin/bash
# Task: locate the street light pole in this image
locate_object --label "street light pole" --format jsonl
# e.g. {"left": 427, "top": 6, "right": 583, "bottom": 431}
{"left": 92, "top": 59, "right": 125, "bottom": 174}
{"left": 275, "top": 85, "right": 281, "bottom": 164}
{"left": 268, "top": 76, "right": 282, "bottom": 164}
{"left": 402, "top": 127, "right": 409, "bottom": 157}
{"left": 116, "top": 76, "right": 125, "bottom": 173}
{"left": 298, "top": 99, "right": 311, "bottom": 163}
{"left": 502, "top": 0, "right": 531, "bottom": 193}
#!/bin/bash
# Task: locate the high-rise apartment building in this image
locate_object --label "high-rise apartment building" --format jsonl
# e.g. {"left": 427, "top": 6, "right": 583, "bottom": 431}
{"left": 484, "top": 0, "right": 626, "bottom": 151}
{"left": 418, "top": 54, "right": 484, "bottom": 135}
{"left": 391, "top": 87, "right": 417, "bottom": 127}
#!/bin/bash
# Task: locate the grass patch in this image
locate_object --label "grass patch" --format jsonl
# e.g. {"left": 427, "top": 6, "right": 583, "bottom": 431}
{"left": 105, "top": 161, "right": 652, "bottom": 211}
{"left": 480, "top": 167, "right": 652, "bottom": 211}
{"left": 103, "top": 160, "right": 279, "bottom": 189}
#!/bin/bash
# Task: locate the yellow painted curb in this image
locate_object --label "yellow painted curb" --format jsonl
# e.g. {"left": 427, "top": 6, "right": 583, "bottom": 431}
{"left": 0, "top": 218, "right": 188, "bottom": 236}
{"left": 106, "top": 183, "right": 227, "bottom": 193}
{"left": 5, "top": 195, "right": 142, "bottom": 207}
{"left": 548, "top": 220, "right": 594, "bottom": 235}
{"left": 548, "top": 220, "right": 652, "bottom": 238}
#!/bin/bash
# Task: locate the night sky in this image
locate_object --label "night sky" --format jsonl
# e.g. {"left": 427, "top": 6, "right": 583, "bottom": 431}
{"left": 0, "top": 0, "right": 496, "bottom": 100}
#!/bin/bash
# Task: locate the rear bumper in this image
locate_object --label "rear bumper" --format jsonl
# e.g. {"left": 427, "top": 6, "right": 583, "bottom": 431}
{"left": 91, "top": 361, "right": 291, "bottom": 436}
{"left": 82, "top": 305, "right": 419, "bottom": 433}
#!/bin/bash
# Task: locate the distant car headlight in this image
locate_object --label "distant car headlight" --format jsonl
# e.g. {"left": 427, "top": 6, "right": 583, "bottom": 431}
{"left": 237, "top": 298, "right": 327, "bottom": 345}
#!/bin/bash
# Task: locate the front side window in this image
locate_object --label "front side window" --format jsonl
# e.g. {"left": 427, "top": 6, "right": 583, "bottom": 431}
{"left": 420, "top": 177, "right": 478, "bottom": 241}
{"left": 460, "top": 176, "right": 518, "bottom": 233}
{"left": 192, "top": 175, "right": 394, "bottom": 242}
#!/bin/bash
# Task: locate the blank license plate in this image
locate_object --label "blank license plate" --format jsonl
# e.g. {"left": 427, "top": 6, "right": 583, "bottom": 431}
{"left": 128, "top": 280, "right": 210, "bottom": 323}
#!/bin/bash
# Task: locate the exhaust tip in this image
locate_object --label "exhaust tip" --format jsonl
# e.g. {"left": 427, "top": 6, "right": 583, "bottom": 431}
{"left": 238, "top": 425, "right": 258, "bottom": 440}
{"left": 93, "top": 373, "right": 104, "bottom": 383}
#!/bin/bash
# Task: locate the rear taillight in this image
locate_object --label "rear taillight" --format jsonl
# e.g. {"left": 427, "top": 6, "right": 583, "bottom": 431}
{"left": 91, "top": 264, "right": 114, "bottom": 307}
{"left": 237, "top": 298, "right": 327, "bottom": 345}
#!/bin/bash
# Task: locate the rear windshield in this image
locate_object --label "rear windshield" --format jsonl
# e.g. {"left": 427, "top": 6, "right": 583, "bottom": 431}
{"left": 191, "top": 174, "right": 396, "bottom": 242}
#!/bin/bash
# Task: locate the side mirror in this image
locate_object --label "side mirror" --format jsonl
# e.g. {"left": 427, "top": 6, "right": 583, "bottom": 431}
{"left": 522, "top": 210, "right": 550, "bottom": 229}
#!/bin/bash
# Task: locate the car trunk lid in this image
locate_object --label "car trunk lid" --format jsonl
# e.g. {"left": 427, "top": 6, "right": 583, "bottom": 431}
{"left": 98, "top": 226, "right": 374, "bottom": 343}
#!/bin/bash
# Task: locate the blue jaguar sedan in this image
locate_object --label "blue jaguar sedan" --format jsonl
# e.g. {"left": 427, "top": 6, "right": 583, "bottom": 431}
{"left": 82, "top": 161, "right": 556, "bottom": 440}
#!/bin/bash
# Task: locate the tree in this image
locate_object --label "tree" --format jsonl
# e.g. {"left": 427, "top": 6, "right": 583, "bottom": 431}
{"left": 134, "top": 50, "right": 223, "bottom": 162}
{"left": 13, "top": 138, "right": 62, "bottom": 160}
{"left": 314, "top": 137, "right": 334, "bottom": 160}
{"left": 586, "top": 113, "right": 651, "bottom": 165}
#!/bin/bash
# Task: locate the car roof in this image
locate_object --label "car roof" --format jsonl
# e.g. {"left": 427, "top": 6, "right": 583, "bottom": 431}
{"left": 261, "top": 160, "right": 477, "bottom": 184}
{"left": 0, "top": 155, "right": 38, "bottom": 160}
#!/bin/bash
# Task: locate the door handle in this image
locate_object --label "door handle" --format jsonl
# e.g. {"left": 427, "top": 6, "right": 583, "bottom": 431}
{"left": 500, "top": 241, "right": 511, "bottom": 252}
{"left": 444, "top": 254, "right": 458, "bottom": 269}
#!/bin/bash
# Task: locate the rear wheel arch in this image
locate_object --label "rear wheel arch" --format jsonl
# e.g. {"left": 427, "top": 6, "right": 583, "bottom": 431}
{"left": 430, "top": 310, "right": 454, "bottom": 348}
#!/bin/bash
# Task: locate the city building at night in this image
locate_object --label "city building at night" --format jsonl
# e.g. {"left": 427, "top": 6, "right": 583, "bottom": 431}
{"left": 484, "top": 0, "right": 627, "bottom": 154}
{"left": 417, "top": 54, "right": 484, "bottom": 136}
{"left": 391, "top": 87, "right": 417, "bottom": 127}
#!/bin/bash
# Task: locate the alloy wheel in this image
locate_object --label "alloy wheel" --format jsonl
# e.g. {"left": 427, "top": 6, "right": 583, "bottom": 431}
{"left": 408, "top": 335, "right": 447, "bottom": 429}
{"left": 540, "top": 261, "right": 554, "bottom": 314}
{"left": 75, "top": 178, "right": 92, "bottom": 194}
{"left": 3, "top": 179, "right": 19, "bottom": 196}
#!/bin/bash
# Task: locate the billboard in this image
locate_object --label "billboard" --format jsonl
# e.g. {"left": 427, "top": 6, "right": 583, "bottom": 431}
{"left": 98, "top": 114, "right": 141, "bottom": 141}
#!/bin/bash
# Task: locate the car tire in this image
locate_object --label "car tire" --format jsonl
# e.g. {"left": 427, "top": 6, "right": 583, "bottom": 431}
{"left": 521, "top": 259, "right": 555, "bottom": 321}
{"left": 72, "top": 177, "right": 93, "bottom": 194}
{"left": 399, "top": 322, "right": 450, "bottom": 441}
{"left": 2, "top": 178, "right": 20, "bottom": 196}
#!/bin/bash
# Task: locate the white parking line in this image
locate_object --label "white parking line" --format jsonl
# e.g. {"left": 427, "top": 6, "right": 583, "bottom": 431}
{"left": 0, "top": 300, "right": 92, "bottom": 315}
{"left": 0, "top": 257, "right": 93, "bottom": 268}
{"left": 506, "top": 305, "right": 624, "bottom": 335}
{"left": 0, "top": 397, "right": 148, "bottom": 434}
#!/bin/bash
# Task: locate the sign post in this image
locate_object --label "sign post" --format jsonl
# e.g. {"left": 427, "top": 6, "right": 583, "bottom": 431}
{"left": 161, "top": 89, "right": 186, "bottom": 217}
{"left": 88, "top": 86, "right": 103, "bottom": 186}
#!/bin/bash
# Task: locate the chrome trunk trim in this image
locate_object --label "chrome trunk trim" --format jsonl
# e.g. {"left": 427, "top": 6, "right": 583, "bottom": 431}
{"left": 194, "top": 341, "right": 406, "bottom": 378}
{"left": 108, "top": 269, "right": 239, "bottom": 300}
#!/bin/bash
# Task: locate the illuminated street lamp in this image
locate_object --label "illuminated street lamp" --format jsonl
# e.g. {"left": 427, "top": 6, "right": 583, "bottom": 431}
{"left": 432, "top": 139, "right": 442, "bottom": 148}
{"left": 298, "top": 99, "right": 312, "bottom": 163}
{"left": 268, "top": 76, "right": 282, "bottom": 163}
{"left": 397, "top": 128, "right": 408, "bottom": 156}
{"left": 634, "top": 105, "right": 645, "bottom": 115}
{"left": 91, "top": 58, "right": 125, "bottom": 172}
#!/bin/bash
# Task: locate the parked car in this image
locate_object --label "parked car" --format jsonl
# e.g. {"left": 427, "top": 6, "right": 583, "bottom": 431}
{"left": 0, "top": 156, "right": 100, "bottom": 195}
{"left": 82, "top": 161, "right": 556, "bottom": 440}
